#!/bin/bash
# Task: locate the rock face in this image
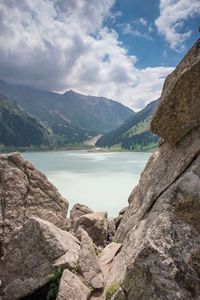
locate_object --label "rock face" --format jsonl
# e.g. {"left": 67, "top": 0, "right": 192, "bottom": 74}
{"left": 109, "top": 39, "right": 200, "bottom": 300}
{"left": 0, "top": 152, "right": 68, "bottom": 247}
{"left": 151, "top": 39, "right": 200, "bottom": 144}
{"left": 74, "top": 212, "right": 109, "bottom": 246}
{"left": 99, "top": 243, "right": 122, "bottom": 282}
{"left": 56, "top": 269, "right": 91, "bottom": 300}
{"left": 0, "top": 217, "right": 80, "bottom": 300}
{"left": 76, "top": 227, "right": 104, "bottom": 289}
{"left": 70, "top": 203, "right": 93, "bottom": 230}
{"left": 114, "top": 207, "right": 127, "bottom": 230}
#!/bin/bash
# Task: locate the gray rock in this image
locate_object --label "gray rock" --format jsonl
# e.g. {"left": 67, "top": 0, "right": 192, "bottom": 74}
{"left": 74, "top": 212, "right": 109, "bottom": 246}
{"left": 76, "top": 227, "right": 104, "bottom": 289}
{"left": 0, "top": 217, "right": 80, "bottom": 300}
{"left": 70, "top": 203, "right": 93, "bottom": 229}
{"left": 116, "top": 128, "right": 200, "bottom": 243}
{"left": 111, "top": 154, "right": 200, "bottom": 300}
{"left": 109, "top": 41, "right": 200, "bottom": 299}
{"left": 99, "top": 243, "right": 122, "bottom": 266}
{"left": 56, "top": 269, "right": 91, "bottom": 300}
{"left": 151, "top": 39, "right": 200, "bottom": 144}
{"left": 0, "top": 152, "right": 68, "bottom": 246}
{"left": 107, "top": 218, "right": 116, "bottom": 236}
{"left": 114, "top": 207, "right": 127, "bottom": 230}
{"left": 99, "top": 243, "right": 122, "bottom": 283}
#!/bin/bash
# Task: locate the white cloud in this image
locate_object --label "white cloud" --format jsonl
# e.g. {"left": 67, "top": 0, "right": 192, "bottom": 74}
{"left": 123, "top": 23, "right": 153, "bottom": 40}
{"left": 0, "top": 0, "right": 173, "bottom": 111}
{"left": 155, "top": 0, "right": 200, "bottom": 51}
{"left": 138, "top": 17, "right": 148, "bottom": 26}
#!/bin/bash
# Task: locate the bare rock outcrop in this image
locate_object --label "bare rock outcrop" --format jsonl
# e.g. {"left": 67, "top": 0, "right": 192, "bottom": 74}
{"left": 0, "top": 152, "right": 68, "bottom": 246}
{"left": 56, "top": 269, "right": 91, "bottom": 300}
{"left": 0, "top": 217, "right": 80, "bottom": 300}
{"left": 74, "top": 212, "right": 109, "bottom": 246}
{"left": 151, "top": 39, "right": 200, "bottom": 144}
{"left": 108, "top": 39, "right": 200, "bottom": 300}
{"left": 70, "top": 203, "right": 93, "bottom": 227}
{"left": 76, "top": 227, "right": 104, "bottom": 289}
{"left": 99, "top": 242, "right": 122, "bottom": 282}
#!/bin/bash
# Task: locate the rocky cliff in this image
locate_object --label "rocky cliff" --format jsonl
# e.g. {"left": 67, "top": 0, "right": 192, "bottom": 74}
{"left": 108, "top": 38, "right": 200, "bottom": 299}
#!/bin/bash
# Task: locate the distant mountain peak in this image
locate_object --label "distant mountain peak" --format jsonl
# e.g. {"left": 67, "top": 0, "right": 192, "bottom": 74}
{"left": 0, "top": 80, "right": 134, "bottom": 148}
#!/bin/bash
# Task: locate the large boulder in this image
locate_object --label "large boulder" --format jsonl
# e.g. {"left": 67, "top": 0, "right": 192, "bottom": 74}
{"left": 56, "top": 269, "right": 91, "bottom": 300}
{"left": 70, "top": 203, "right": 93, "bottom": 225}
{"left": 70, "top": 203, "right": 93, "bottom": 232}
{"left": 151, "top": 39, "right": 200, "bottom": 144}
{"left": 108, "top": 40, "right": 200, "bottom": 300}
{"left": 0, "top": 152, "right": 68, "bottom": 247}
{"left": 74, "top": 212, "right": 109, "bottom": 246}
{"left": 0, "top": 217, "right": 80, "bottom": 300}
{"left": 76, "top": 227, "right": 104, "bottom": 289}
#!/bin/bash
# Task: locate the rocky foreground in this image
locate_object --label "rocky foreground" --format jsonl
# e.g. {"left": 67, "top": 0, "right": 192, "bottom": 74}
{"left": 0, "top": 39, "right": 200, "bottom": 300}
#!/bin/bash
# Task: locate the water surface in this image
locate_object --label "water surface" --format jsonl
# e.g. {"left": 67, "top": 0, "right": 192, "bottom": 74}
{"left": 23, "top": 151, "right": 151, "bottom": 216}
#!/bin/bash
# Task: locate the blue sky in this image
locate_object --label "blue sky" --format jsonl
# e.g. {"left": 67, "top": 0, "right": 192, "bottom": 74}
{"left": 107, "top": 0, "right": 200, "bottom": 69}
{"left": 0, "top": 0, "right": 199, "bottom": 110}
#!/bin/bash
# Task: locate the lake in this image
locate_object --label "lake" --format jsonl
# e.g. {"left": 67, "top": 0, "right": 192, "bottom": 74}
{"left": 23, "top": 151, "right": 151, "bottom": 217}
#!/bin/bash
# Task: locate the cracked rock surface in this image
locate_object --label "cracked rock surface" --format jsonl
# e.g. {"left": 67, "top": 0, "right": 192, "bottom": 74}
{"left": 109, "top": 39, "right": 200, "bottom": 300}
{"left": 0, "top": 217, "right": 80, "bottom": 300}
{"left": 0, "top": 152, "right": 68, "bottom": 246}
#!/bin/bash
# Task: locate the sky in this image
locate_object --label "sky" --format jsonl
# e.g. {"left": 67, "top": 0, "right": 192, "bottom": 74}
{"left": 0, "top": 0, "right": 199, "bottom": 111}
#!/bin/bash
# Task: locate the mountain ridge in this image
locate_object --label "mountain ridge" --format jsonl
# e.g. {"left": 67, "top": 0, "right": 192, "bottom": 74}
{"left": 0, "top": 94, "right": 54, "bottom": 148}
{"left": 0, "top": 80, "right": 134, "bottom": 134}
{"left": 96, "top": 99, "right": 159, "bottom": 151}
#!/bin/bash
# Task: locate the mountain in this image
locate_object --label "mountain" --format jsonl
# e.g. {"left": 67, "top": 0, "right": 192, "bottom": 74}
{"left": 0, "top": 95, "right": 54, "bottom": 148}
{"left": 0, "top": 81, "right": 134, "bottom": 137}
{"left": 96, "top": 99, "right": 159, "bottom": 151}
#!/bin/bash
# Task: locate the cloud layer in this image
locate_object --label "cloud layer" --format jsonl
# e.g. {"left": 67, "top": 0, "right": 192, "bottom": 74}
{"left": 156, "top": 0, "right": 200, "bottom": 51}
{"left": 0, "top": 0, "right": 174, "bottom": 110}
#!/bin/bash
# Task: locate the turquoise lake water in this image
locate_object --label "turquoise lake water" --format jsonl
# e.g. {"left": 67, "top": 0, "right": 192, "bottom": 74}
{"left": 23, "top": 151, "right": 151, "bottom": 217}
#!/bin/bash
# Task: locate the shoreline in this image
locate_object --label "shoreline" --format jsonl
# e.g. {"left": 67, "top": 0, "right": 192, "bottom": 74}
{"left": 0, "top": 147, "right": 156, "bottom": 154}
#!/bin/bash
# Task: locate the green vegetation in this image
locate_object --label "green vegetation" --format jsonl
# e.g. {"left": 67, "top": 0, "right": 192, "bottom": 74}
{"left": 105, "top": 282, "right": 121, "bottom": 300}
{"left": 96, "top": 100, "right": 159, "bottom": 151}
{"left": 96, "top": 247, "right": 103, "bottom": 258}
{"left": 0, "top": 95, "right": 54, "bottom": 147}
{"left": 47, "top": 267, "right": 64, "bottom": 300}
{"left": 71, "top": 262, "right": 79, "bottom": 274}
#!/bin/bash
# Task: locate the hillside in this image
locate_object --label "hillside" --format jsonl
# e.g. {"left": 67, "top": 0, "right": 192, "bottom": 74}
{"left": 0, "top": 81, "right": 134, "bottom": 136}
{"left": 0, "top": 95, "right": 54, "bottom": 148}
{"left": 96, "top": 99, "right": 159, "bottom": 151}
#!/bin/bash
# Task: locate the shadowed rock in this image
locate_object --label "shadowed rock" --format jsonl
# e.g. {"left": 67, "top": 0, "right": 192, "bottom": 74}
{"left": 0, "top": 217, "right": 80, "bottom": 300}
{"left": 151, "top": 39, "right": 200, "bottom": 144}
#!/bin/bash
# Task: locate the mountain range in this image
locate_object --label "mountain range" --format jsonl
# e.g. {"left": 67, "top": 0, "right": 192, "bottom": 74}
{"left": 96, "top": 100, "right": 159, "bottom": 151}
{"left": 0, "top": 80, "right": 134, "bottom": 149}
